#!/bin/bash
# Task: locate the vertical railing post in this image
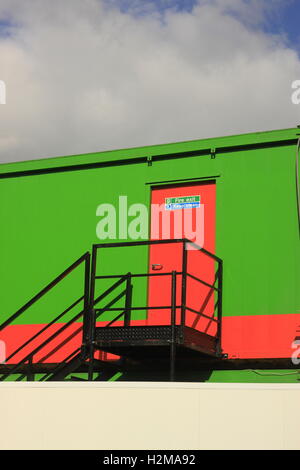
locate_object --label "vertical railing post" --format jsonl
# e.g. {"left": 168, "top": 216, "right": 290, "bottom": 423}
{"left": 216, "top": 260, "right": 223, "bottom": 357}
{"left": 181, "top": 240, "right": 188, "bottom": 327}
{"left": 88, "top": 308, "right": 96, "bottom": 381}
{"left": 124, "top": 272, "right": 132, "bottom": 327}
{"left": 27, "top": 356, "right": 34, "bottom": 381}
{"left": 82, "top": 253, "right": 91, "bottom": 347}
{"left": 170, "top": 271, "right": 177, "bottom": 382}
{"left": 87, "top": 246, "right": 97, "bottom": 380}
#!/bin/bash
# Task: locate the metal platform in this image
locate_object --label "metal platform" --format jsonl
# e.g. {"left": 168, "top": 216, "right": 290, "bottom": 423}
{"left": 95, "top": 325, "right": 218, "bottom": 359}
{"left": 85, "top": 239, "right": 224, "bottom": 380}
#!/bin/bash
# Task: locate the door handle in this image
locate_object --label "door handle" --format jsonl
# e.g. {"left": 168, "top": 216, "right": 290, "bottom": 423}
{"left": 152, "top": 264, "right": 163, "bottom": 270}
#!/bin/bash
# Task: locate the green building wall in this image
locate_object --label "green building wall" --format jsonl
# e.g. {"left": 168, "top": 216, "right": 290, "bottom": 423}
{"left": 0, "top": 127, "right": 299, "bottom": 382}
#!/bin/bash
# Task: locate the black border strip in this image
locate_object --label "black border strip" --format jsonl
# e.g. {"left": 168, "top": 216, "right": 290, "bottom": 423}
{"left": 0, "top": 138, "right": 297, "bottom": 179}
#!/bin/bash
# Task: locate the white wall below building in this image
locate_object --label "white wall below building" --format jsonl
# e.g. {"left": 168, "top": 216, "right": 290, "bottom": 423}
{"left": 0, "top": 382, "right": 299, "bottom": 450}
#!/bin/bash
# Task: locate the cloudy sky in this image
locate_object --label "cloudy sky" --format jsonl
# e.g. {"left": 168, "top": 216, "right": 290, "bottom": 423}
{"left": 0, "top": 0, "right": 300, "bottom": 163}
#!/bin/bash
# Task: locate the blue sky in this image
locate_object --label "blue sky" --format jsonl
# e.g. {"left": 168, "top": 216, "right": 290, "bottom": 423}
{"left": 104, "top": 0, "right": 300, "bottom": 52}
{"left": 0, "top": 19, "right": 12, "bottom": 37}
{"left": 1, "top": 0, "right": 300, "bottom": 50}
{"left": 105, "top": 0, "right": 197, "bottom": 14}
{"left": 263, "top": 1, "right": 300, "bottom": 51}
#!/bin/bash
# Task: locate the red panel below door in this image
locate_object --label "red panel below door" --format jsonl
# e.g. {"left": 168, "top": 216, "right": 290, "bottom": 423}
{"left": 222, "top": 313, "right": 300, "bottom": 359}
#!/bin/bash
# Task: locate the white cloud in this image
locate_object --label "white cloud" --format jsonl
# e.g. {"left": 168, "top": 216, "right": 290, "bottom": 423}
{"left": 0, "top": 0, "right": 299, "bottom": 163}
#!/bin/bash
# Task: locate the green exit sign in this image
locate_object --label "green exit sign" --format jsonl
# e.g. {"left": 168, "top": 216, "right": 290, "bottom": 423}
{"left": 165, "top": 195, "right": 200, "bottom": 210}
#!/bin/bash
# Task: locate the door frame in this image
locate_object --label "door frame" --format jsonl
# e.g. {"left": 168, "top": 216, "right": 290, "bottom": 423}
{"left": 146, "top": 178, "right": 218, "bottom": 324}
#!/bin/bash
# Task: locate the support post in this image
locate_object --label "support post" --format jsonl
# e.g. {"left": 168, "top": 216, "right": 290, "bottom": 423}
{"left": 124, "top": 273, "right": 132, "bottom": 327}
{"left": 82, "top": 253, "right": 91, "bottom": 348}
{"left": 181, "top": 241, "right": 188, "bottom": 327}
{"left": 87, "top": 246, "right": 97, "bottom": 380}
{"left": 170, "top": 271, "right": 177, "bottom": 382}
{"left": 216, "top": 260, "right": 223, "bottom": 357}
{"left": 27, "top": 356, "right": 34, "bottom": 381}
{"left": 88, "top": 308, "right": 96, "bottom": 381}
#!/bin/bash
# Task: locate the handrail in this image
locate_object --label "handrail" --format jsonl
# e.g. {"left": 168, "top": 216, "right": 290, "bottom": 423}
{"left": 0, "top": 252, "right": 90, "bottom": 331}
{"left": 95, "top": 272, "right": 181, "bottom": 279}
{"left": 92, "top": 238, "right": 221, "bottom": 262}
{"left": 5, "top": 296, "right": 84, "bottom": 363}
{"left": 0, "top": 252, "right": 90, "bottom": 380}
{"left": 91, "top": 239, "right": 223, "bottom": 358}
{"left": 91, "top": 239, "right": 222, "bottom": 326}
{"left": 0, "top": 309, "right": 85, "bottom": 380}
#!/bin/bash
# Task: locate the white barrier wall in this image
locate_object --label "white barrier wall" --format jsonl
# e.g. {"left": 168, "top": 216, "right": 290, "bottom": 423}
{"left": 0, "top": 382, "right": 299, "bottom": 450}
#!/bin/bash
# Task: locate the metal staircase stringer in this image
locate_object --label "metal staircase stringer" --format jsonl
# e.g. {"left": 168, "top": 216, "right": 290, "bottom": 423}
{"left": 45, "top": 351, "right": 86, "bottom": 381}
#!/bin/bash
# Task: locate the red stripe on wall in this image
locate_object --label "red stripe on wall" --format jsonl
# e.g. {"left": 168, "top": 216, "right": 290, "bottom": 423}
{"left": 1, "top": 314, "right": 299, "bottom": 365}
{"left": 222, "top": 313, "right": 300, "bottom": 359}
{"left": 0, "top": 320, "right": 146, "bottom": 365}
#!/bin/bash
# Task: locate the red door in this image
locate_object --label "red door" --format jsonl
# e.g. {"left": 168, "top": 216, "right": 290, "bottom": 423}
{"left": 147, "top": 182, "right": 216, "bottom": 336}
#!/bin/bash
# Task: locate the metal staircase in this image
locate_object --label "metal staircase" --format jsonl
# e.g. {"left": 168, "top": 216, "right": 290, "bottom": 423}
{"left": 0, "top": 239, "right": 224, "bottom": 382}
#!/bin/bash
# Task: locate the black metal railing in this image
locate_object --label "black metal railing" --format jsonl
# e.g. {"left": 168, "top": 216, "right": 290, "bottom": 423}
{"left": 88, "top": 239, "right": 223, "bottom": 378}
{"left": 0, "top": 252, "right": 90, "bottom": 381}
{"left": 0, "top": 239, "right": 223, "bottom": 381}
